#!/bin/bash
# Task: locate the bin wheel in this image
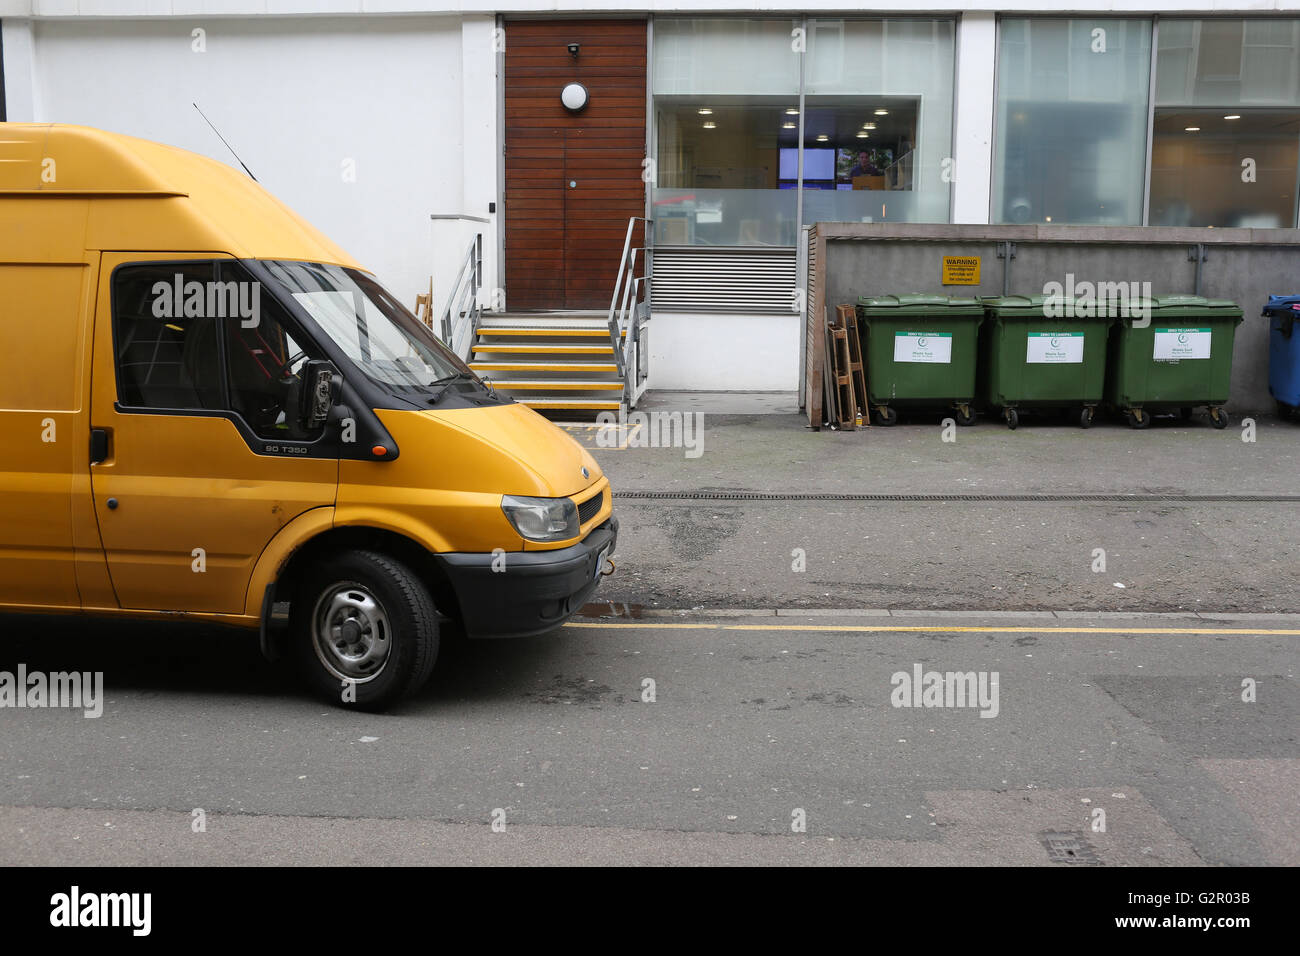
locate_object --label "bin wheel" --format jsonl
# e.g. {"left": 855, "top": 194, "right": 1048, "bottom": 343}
{"left": 1079, "top": 407, "right": 1095, "bottom": 429}
{"left": 955, "top": 404, "right": 976, "bottom": 427}
{"left": 1005, "top": 407, "right": 1019, "bottom": 430}
{"left": 874, "top": 405, "right": 898, "bottom": 427}
{"left": 1277, "top": 400, "right": 1296, "bottom": 422}
{"left": 1209, "top": 406, "right": 1229, "bottom": 429}
{"left": 1125, "top": 408, "right": 1150, "bottom": 430}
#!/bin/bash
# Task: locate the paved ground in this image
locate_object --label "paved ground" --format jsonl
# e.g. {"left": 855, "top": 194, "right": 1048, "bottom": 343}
{"left": 0, "top": 407, "right": 1296, "bottom": 866}
{"left": 577, "top": 410, "right": 1300, "bottom": 613}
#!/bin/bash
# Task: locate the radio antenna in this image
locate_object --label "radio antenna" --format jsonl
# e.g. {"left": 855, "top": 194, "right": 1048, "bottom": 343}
{"left": 193, "top": 103, "right": 258, "bottom": 182}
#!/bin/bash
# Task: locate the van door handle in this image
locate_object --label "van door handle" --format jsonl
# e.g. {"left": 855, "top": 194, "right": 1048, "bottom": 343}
{"left": 90, "top": 428, "right": 111, "bottom": 465}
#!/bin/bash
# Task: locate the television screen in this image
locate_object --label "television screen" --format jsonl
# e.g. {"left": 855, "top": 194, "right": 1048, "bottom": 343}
{"left": 803, "top": 149, "right": 834, "bottom": 180}
{"left": 779, "top": 147, "right": 836, "bottom": 181}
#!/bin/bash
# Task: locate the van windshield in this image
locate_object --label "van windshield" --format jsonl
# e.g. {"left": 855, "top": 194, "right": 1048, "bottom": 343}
{"left": 262, "top": 261, "right": 472, "bottom": 394}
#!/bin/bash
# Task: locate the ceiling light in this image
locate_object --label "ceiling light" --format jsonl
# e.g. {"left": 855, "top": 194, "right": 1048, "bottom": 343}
{"left": 702, "top": 121, "right": 716, "bottom": 129}
{"left": 783, "top": 121, "right": 796, "bottom": 129}
{"left": 1185, "top": 126, "right": 1200, "bottom": 132}
{"left": 862, "top": 122, "right": 876, "bottom": 130}
{"left": 816, "top": 134, "right": 828, "bottom": 142}
{"left": 856, "top": 132, "right": 869, "bottom": 139}
{"left": 697, "top": 108, "right": 713, "bottom": 115}
{"left": 785, "top": 108, "right": 799, "bottom": 115}
{"left": 1224, "top": 114, "right": 1241, "bottom": 120}
{"left": 874, "top": 109, "right": 889, "bottom": 116}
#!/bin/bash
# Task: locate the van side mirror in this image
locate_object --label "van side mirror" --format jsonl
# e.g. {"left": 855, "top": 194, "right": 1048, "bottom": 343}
{"left": 300, "top": 360, "right": 342, "bottom": 431}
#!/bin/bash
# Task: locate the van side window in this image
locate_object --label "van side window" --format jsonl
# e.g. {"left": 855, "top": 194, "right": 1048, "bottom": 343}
{"left": 112, "top": 263, "right": 224, "bottom": 410}
{"left": 223, "top": 291, "right": 323, "bottom": 442}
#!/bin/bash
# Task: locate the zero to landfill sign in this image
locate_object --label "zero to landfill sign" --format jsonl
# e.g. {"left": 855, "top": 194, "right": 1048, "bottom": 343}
{"left": 942, "top": 256, "right": 980, "bottom": 285}
{"left": 1026, "top": 331, "right": 1085, "bottom": 363}
{"left": 1153, "top": 328, "right": 1212, "bottom": 360}
{"left": 894, "top": 331, "right": 952, "bottom": 363}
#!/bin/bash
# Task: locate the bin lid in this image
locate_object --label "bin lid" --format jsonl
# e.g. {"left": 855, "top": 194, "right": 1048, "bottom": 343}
{"left": 1142, "top": 295, "right": 1243, "bottom": 321}
{"left": 857, "top": 294, "right": 983, "bottom": 314}
{"left": 981, "top": 293, "right": 1131, "bottom": 323}
{"left": 1263, "top": 294, "right": 1300, "bottom": 315}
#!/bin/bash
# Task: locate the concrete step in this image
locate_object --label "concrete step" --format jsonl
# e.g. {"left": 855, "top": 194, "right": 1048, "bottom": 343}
{"left": 488, "top": 379, "right": 625, "bottom": 391}
{"left": 471, "top": 360, "right": 620, "bottom": 374}
{"left": 472, "top": 313, "right": 628, "bottom": 421}
{"left": 472, "top": 343, "right": 617, "bottom": 356}
{"left": 478, "top": 327, "right": 624, "bottom": 338}
{"left": 519, "top": 397, "right": 622, "bottom": 412}
{"left": 479, "top": 312, "right": 607, "bottom": 329}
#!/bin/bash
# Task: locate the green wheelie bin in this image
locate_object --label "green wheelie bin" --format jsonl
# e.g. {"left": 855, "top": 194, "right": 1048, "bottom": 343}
{"left": 1106, "top": 295, "right": 1243, "bottom": 429}
{"left": 980, "top": 295, "right": 1115, "bottom": 429}
{"left": 855, "top": 294, "right": 984, "bottom": 426}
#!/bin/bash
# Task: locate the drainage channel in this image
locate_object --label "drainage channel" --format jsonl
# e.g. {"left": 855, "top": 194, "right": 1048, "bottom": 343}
{"left": 615, "top": 491, "right": 1300, "bottom": 503}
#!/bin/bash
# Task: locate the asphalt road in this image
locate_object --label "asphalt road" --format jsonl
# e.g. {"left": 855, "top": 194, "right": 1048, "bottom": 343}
{"left": 582, "top": 411, "right": 1300, "bottom": 613}
{"left": 0, "top": 611, "right": 1295, "bottom": 866}
{"left": 0, "top": 416, "right": 1296, "bottom": 866}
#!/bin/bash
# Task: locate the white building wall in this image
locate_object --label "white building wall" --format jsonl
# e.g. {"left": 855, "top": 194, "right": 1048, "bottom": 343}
{"left": 952, "top": 11, "right": 996, "bottom": 225}
{"left": 647, "top": 313, "right": 800, "bottom": 391}
{"left": 0, "top": 19, "right": 36, "bottom": 120}
{"left": 12, "top": 14, "right": 486, "bottom": 323}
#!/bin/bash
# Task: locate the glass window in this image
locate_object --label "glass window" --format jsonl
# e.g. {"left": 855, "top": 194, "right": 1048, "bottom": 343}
{"left": 652, "top": 17, "right": 956, "bottom": 245}
{"left": 653, "top": 18, "right": 801, "bottom": 246}
{"left": 223, "top": 283, "right": 323, "bottom": 441}
{"left": 803, "top": 19, "right": 955, "bottom": 226}
{"left": 993, "top": 19, "right": 1152, "bottom": 225}
{"left": 263, "top": 261, "right": 469, "bottom": 393}
{"left": 1152, "top": 19, "right": 1300, "bottom": 227}
{"left": 113, "top": 262, "right": 224, "bottom": 411}
{"left": 1157, "top": 19, "right": 1300, "bottom": 106}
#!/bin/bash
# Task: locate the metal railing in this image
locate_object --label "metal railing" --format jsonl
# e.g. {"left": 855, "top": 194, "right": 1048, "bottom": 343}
{"left": 607, "top": 216, "right": 653, "bottom": 408}
{"left": 439, "top": 232, "right": 483, "bottom": 362}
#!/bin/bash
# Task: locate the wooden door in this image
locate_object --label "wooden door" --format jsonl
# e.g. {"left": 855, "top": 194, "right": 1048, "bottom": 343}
{"left": 504, "top": 19, "right": 647, "bottom": 311}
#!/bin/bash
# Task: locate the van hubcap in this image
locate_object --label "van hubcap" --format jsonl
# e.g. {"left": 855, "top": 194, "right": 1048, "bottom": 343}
{"left": 312, "top": 583, "right": 391, "bottom": 682}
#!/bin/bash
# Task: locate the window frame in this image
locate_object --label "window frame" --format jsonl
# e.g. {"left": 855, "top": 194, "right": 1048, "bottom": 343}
{"left": 108, "top": 257, "right": 336, "bottom": 455}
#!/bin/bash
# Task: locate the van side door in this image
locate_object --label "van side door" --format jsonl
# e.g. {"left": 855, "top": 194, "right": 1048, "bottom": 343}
{"left": 0, "top": 255, "right": 93, "bottom": 611}
{"left": 89, "top": 254, "right": 339, "bottom": 614}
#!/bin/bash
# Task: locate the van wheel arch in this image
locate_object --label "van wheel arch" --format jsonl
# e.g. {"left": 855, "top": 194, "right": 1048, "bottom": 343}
{"left": 262, "top": 528, "right": 461, "bottom": 660}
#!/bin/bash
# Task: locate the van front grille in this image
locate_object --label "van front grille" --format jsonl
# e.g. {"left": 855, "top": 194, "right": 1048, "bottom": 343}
{"left": 577, "top": 490, "right": 606, "bottom": 525}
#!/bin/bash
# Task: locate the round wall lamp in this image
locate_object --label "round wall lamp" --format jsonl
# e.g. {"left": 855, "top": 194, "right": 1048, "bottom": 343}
{"left": 561, "top": 82, "right": 589, "bottom": 113}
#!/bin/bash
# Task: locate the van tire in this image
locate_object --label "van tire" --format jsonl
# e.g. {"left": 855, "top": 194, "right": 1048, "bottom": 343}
{"left": 291, "top": 550, "right": 439, "bottom": 711}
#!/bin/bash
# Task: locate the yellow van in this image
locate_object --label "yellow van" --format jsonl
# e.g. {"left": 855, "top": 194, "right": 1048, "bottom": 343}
{"left": 0, "top": 124, "right": 617, "bottom": 710}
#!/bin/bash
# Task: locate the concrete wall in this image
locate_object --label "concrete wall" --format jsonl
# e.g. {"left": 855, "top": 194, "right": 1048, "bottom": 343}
{"left": 5, "top": 14, "right": 498, "bottom": 321}
{"left": 647, "top": 312, "right": 801, "bottom": 391}
{"left": 823, "top": 224, "right": 1300, "bottom": 412}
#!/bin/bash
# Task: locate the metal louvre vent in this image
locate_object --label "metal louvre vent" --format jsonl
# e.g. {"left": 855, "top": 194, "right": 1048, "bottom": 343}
{"left": 577, "top": 490, "right": 606, "bottom": 525}
{"left": 651, "top": 247, "right": 797, "bottom": 314}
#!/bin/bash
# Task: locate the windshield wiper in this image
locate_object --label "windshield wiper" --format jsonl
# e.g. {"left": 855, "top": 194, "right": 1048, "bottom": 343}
{"left": 426, "top": 371, "right": 479, "bottom": 404}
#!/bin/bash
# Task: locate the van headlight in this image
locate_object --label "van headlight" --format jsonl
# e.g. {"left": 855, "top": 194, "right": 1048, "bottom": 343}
{"left": 501, "top": 495, "right": 580, "bottom": 542}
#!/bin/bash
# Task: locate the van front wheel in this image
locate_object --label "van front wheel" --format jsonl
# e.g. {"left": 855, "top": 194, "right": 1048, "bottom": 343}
{"left": 292, "top": 550, "right": 439, "bottom": 711}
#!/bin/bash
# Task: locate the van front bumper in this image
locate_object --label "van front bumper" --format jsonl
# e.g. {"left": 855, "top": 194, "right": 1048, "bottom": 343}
{"left": 435, "top": 517, "right": 618, "bottom": 639}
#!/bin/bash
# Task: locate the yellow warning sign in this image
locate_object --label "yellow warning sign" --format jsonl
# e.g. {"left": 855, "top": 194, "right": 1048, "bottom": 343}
{"left": 942, "top": 256, "right": 981, "bottom": 286}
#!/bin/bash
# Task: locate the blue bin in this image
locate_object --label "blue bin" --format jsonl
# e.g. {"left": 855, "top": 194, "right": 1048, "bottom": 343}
{"left": 1264, "top": 295, "right": 1300, "bottom": 420}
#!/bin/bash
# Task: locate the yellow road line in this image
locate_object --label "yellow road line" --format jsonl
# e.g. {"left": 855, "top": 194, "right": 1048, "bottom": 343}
{"left": 565, "top": 622, "right": 1300, "bottom": 636}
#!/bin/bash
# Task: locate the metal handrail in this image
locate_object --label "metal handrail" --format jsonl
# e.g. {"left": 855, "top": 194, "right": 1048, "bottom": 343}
{"left": 439, "top": 232, "right": 483, "bottom": 362}
{"left": 606, "top": 217, "right": 653, "bottom": 403}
